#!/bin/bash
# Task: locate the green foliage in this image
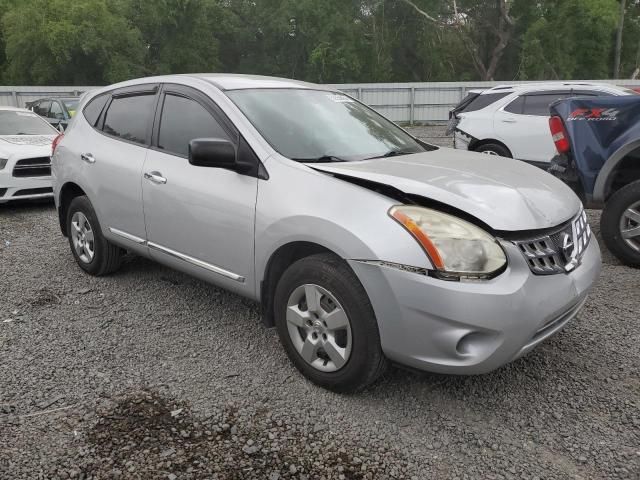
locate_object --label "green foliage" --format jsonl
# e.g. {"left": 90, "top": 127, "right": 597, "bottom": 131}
{"left": 0, "top": 0, "right": 635, "bottom": 85}
{"left": 519, "top": 0, "right": 619, "bottom": 80}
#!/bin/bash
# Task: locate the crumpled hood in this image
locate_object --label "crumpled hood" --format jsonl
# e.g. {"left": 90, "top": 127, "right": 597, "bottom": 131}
{"left": 312, "top": 148, "right": 581, "bottom": 231}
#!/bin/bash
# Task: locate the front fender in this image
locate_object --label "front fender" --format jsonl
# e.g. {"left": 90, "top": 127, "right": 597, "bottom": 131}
{"left": 254, "top": 158, "right": 432, "bottom": 291}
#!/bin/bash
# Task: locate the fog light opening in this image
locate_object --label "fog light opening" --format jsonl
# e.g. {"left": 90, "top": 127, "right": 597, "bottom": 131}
{"left": 456, "top": 332, "right": 486, "bottom": 357}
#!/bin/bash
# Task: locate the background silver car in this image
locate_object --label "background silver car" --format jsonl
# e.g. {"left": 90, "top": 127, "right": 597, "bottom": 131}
{"left": 52, "top": 74, "right": 601, "bottom": 392}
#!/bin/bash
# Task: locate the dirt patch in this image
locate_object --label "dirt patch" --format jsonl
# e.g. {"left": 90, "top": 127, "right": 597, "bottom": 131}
{"left": 72, "top": 390, "right": 413, "bottom": 479}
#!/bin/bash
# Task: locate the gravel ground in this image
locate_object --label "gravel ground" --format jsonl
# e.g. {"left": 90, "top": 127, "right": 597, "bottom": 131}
{"left": 1, "top": 132, "right": 639, "bottom": 479}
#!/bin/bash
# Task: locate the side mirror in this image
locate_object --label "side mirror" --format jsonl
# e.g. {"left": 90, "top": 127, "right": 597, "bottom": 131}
{"left": 189, "top": 138, "right": 237, "bottom": 169}
{"left": 188, "top": 138, "right": 254, "bottom": 175}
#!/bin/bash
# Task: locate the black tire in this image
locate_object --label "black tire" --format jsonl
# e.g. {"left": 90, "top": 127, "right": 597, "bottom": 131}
{"left": 274, "top": 253, "right": 388, "bottom": 393}
{"left": 474, "top": 143, "right": 512, "bottom": 158}
{"left": 66, "top": 195, "right": 123, "bottom": 275}
{"left": 601, "top": 181, "right": 640, "bottom": 268}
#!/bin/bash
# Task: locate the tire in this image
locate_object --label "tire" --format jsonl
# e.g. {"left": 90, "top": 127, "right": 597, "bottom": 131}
{"left": 274, "top": 253, "right": 388, "bottom": 393}
{"left": 66, "top": 195, "right": 123, "bottom": 275}
{"left": 600, "top": 181, "right": 640, "bottom": 268}
{"left": 474, "top": 143, "right": 512, "bottom": 158}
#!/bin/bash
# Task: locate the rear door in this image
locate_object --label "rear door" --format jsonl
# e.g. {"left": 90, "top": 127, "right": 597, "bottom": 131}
{"left": 494, "top": 91, "right": 570, "bottom": 164}
{"left": 79, "top": 85, "right": 158, "bottom": 251}
{"left": 141, "top": 84, "right": 258, "bottom": 296}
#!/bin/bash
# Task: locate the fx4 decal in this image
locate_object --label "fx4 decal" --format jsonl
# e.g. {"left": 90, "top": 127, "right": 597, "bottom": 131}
{"left": 567, "top": 108, "right": 619, "bottom": 121}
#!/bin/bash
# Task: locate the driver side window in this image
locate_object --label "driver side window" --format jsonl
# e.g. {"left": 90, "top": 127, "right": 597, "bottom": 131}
{"left": 157, "top": 93, "right": 230, "bottom": 158}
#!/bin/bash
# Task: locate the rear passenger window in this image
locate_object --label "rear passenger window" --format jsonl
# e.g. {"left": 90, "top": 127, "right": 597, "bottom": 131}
{"left": 522, "top": 94, "right": 569, "bottom": 116}
{"left": 158, "top": 94, "right": 230, "bottom": 157}
{"left": 102, "top": 94, "right": 156, "bottom": 145}
{"left": 83, "top": 94, "right": 109, "bottom": 127}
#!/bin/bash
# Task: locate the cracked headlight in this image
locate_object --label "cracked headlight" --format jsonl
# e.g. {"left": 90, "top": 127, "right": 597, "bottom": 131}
{"left": 389, "top": 206, "right": 506, "bottom": 279}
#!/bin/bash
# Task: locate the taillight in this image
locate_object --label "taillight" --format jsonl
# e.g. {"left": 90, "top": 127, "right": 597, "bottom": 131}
{"left": 51, "top": 133, "right": 64, "bottom": 156}
{"left": 549, "top": 116, "right": 570, "bottom": 154}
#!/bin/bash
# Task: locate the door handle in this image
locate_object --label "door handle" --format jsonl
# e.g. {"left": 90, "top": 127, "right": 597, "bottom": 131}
{"left": 501, "top": 118, "right": 517, "bottom": 123}
{"left": 80, "top": 153, "right": 95, "bottom": 164}
{"left": 144, "top": 171, "right": 167, "bottom": 185}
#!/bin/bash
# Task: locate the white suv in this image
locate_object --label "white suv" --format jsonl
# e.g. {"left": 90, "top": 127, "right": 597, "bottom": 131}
{"left": 449, "top": 82, "right": 636, "bottom": 167}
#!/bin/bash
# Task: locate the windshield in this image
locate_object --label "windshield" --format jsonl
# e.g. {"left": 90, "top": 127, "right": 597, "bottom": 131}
{"left": 0, "top": 110, "right": 57, "bottom": 135}
{"left": 62, "top": 99, "right": 79, "bottom": 116}
{"left": 226, "top": 89, "right": 430, "bottom": 161}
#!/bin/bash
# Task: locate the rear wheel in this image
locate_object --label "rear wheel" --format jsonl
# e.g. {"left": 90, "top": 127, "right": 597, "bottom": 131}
{"left": 274, "top": 253, "right": 387, "bottom": 393}
{"left": 66, "top": 196, "right": 123, "bottom": 275}
{"left": 601, "top": 180, "right": 640, "bottom": 268}
{"left": 474, "top": 143, "right": 512, "bottom": 158}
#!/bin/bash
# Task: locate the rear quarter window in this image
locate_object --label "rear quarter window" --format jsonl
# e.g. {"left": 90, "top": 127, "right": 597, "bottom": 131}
{"left": 462, "top": 92, "right": 510, "bottom": 113}
{"left": 82, "top": 94, "right": 109, "bottom": 127}
{"left": 102, "top": 94, "right": 156, "bottom": 145}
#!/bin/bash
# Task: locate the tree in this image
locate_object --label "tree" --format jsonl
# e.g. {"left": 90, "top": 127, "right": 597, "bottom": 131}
{"left": 614, "top": 0, "right": 627, "bottom": 78}
{"left": 396, "top": 0, "right": 516, "bottom": 80}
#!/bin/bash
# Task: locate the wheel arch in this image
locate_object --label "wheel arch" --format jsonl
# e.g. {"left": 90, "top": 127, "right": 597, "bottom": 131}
{"left": 469, "top": 138, "right": 512, "bottom": 157}
{"left": 58, "top": 182, "right": 88, "bottom": 236}
{"left": 594, "top": 140, "right": 640, "bottom": 203}
{"left": 259, "top": 241, "right": 340, "bottom": 327}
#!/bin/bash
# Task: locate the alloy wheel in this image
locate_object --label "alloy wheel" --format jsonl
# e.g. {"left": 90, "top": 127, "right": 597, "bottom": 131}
{"left": 71, "top": 211, "right": 95, "bottom": 263}
{"left": 286, "top": 284, "right": 352, "bottom": 372}
{"left": 619, "top": 201, "right": 640, "bottom": 253}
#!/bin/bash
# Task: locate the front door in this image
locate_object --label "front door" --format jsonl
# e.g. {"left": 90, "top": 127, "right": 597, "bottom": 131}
{"left": 141, "top": 85, "right": 258, "bottom": 296}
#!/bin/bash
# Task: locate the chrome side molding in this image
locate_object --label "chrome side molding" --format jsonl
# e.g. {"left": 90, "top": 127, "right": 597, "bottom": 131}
{"left": 107, "top": 227, "right": 245, "bottom": 283}
{"left": 148, "top": 241, "right": 245, "bottom": 283}
{"left": 109, "top": 227, "right": 146, "bottom": 244}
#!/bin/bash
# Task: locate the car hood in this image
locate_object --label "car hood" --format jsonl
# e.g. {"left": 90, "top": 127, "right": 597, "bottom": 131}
{"left": 0, "top": 135, "right": 55, "bottom": 158}
{"left": 311, "top": 148, "right": 581, "bottom": 232}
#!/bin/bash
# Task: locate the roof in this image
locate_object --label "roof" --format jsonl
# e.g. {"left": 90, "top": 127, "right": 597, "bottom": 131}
{"left": 481, "top": 82, "right": 622, "bottom": 94}
{"left": 191, "top": 74, "right": 326, "bottom": 91}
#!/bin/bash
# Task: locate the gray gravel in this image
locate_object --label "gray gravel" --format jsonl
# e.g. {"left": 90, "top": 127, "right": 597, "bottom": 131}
{"left": 1, "top": 136, "right": 639, "bottom": 479}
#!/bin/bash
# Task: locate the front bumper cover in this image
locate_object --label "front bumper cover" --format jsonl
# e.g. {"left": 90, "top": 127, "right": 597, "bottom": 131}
{"left": 349, "top": 237, "right": 601, "bottom": 374}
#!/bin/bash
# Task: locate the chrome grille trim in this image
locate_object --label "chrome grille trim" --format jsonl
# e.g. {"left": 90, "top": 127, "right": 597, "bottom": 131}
{"left": 513, "top": 208, "right": 591, "bottom": 275}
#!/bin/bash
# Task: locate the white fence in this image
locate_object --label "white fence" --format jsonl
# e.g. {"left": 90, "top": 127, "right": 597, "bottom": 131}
{"left": 3, "top": 80, "right": 640, "bottom": 124}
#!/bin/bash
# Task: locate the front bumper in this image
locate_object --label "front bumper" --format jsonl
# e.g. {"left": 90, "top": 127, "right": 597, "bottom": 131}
{"left": 349, "top": 238, "right": 601, "bottom": 374}
{"left": 0, "top": 169, "right": 53, "bottom": 203}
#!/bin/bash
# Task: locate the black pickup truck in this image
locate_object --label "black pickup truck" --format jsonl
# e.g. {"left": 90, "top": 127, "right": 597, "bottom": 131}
{"left": 549, "top": 96, "right": 640, "bottom": 267}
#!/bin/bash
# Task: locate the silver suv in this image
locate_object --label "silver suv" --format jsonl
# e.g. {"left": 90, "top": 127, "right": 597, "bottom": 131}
{"left": 52, "top": 75, "right": 601, "bottom": 392}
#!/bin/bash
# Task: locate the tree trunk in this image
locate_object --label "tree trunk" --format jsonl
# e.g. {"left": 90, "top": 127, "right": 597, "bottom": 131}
{"left": 614, "top": 0, "right": 626, "bottom": 78}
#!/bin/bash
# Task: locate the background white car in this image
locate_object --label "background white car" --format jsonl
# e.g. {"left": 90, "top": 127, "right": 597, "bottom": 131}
{"left": 449, "top": 82, "right": 637, "bottom": 167}
{"left": 0, "top": 106, "right": 59, "bottom": 204}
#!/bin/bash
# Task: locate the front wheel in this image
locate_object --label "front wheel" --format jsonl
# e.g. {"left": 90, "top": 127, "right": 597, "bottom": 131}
{"left": 274, "top": 253, "right": 388, "bottom": 393}
{"left": 601, "top": 181, "right": 640, "bottom": 268}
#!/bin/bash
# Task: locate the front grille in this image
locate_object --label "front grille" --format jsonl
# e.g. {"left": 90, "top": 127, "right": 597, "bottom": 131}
{"left": 514, "top": 208, "right": 591, "bottom": 275}
{"left": 12, "top": 157, "right": 51, "bottom": 177}
{"left": 13, "top": 187, "right": 53, "bottom": 197}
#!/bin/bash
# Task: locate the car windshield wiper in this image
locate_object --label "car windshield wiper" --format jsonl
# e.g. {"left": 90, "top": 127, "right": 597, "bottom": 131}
{"left": 364, "top": 149, "right": 418, "bottom": 160}
{"left": 293, "top": 155, "right": 347, "bottom": 163}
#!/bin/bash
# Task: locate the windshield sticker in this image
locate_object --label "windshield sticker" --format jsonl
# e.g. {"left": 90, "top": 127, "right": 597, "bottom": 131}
{"left": 327, "top": 94, "right": 355, "bottom": 103}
